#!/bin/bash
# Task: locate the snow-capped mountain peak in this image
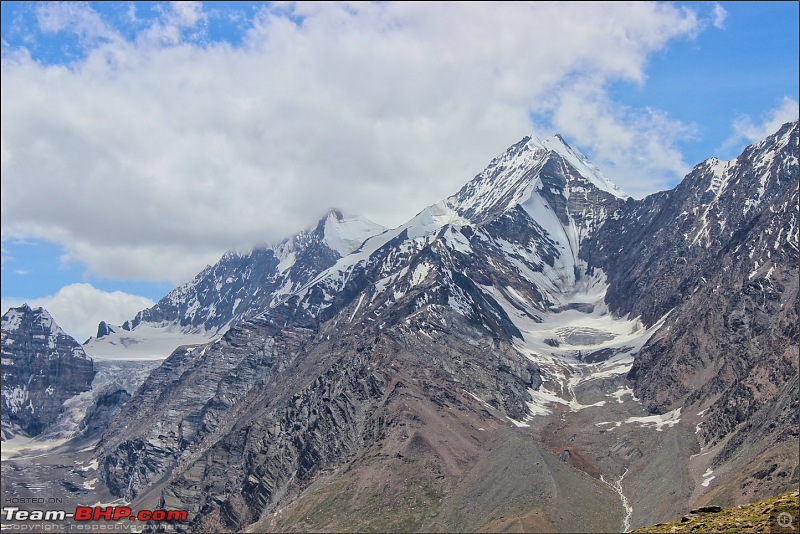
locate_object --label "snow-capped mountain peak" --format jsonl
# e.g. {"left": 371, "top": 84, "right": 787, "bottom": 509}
{"left": 447, "top": 133, "right": 626, "bottom": 225}
{"left": 2, "top": 304, "right": 73, "bottom": 350}
{"left": 322, "top": 209, "right": 387, "bottom": 256}
{"left": 84, "top": 210, "right": 388, "bottom": 360}
{"left": 87, "top": 131, "right": 629, "bottom": 362}
{"left": 251, "top": 133, "right": 632, "bottom": 332}
{"left": 538, "top": 134, "right": 626, "bottom": 198}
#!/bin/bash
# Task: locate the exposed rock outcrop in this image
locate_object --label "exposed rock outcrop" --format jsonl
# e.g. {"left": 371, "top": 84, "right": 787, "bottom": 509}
{"left": 1, "top": 305, "right": 95, "bottom": 438}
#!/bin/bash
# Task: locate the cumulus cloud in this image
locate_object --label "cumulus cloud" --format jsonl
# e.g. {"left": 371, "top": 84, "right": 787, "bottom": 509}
{"left": 142, "top": 1, "right": 208, "bottom": 46}
{"left": 2, "top": 2, "right": 702, "bottom": 283}
{"left": 1, "top": 283, "right": 154, "bottom": 343}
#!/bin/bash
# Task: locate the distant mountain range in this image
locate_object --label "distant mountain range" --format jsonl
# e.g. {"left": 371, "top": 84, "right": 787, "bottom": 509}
{"left": 3, "top": 121, "right": 797, "bottom": 532}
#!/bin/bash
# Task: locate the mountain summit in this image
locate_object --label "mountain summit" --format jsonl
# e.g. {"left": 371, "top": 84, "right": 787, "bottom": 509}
{"left": 449, "top": 133, "right": 625, "bottom": 224}
{"left": 83, "top": 210, "right": 386, "bottom": 359}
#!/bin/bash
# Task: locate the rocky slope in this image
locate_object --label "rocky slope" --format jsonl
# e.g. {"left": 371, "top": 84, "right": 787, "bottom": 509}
{"left": 1, "top": 305, "right": 95, "bottom": 438}
{"left": 584, "top": 121, "right": 799, "bottom": 505}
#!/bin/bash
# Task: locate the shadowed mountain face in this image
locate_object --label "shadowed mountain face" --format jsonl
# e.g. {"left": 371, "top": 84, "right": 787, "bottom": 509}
{"left": 87, "top": 123, "right": 798, "bottom": 532}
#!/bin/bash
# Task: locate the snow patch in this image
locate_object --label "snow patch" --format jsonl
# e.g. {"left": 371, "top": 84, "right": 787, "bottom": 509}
{"left": 3, "top": 386, "right": 28, "bottom": 413}
{"left": 323, "top": 212, "right": 387, "bottom": 256}
{"left": 701, "top": 468, "right": 715, "bottom": 487}
{"left": 507, "top": 416, "right": 530, "bottom": 428}
{"left": 276, "top": 251, "right": 296, "bottom": 274}
{"left": 625, "top": 407, "right": 682, "bottom": 431}
{"left": 474, "top": 268, "right": 667, "bottom": 422}
{"left": 608, "top": 386, "right": 637, "bottom": 404}
{"left": 410, "top": 263, "right": 432, "bottom": 287}
{"left": 84, "top": 323, "right": 217, "bottom": 361}
{"left": 81, "top": 458, "right": 100, "bottom": 472}
{"left": 0, "top": 434, "right": 70, "bottom": 461}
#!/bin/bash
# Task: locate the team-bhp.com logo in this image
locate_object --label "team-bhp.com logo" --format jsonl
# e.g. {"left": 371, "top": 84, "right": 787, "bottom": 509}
{"left": 3, "top": 506, "right": 188, "bottom": 522}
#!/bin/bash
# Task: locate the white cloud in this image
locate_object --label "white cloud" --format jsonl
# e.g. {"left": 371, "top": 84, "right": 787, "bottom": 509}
{"left": 171, "top": 1, "right": 205, "bottom": 27}
{"left": 142, "top": 1, "right": 207, "bottom": 46}
{"left": 1, "top": 283, "right": 154, "bottom": 343}
{"left": 727, "top": 97, "right": 800, "bottom": 147}
{"left": 2, "top": 2, "right": 702, "bottom": 283}
{"left": 712, "top": 4, "right": 728, "bottom": 29}
{"left": 35, "top": 1, "right": 120, "bottom": 46}
{"left": 539, "top": 80, "right": 697, "bottom": 197}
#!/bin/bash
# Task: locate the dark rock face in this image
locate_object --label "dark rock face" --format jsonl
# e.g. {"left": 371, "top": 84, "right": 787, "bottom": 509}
{"left": 1, "top": 305, "right": 95, "bottom": 438}
{"left": 124, "top": 247, "right": 284, "bottom": 333}
{"left": 584, "top": 121, "right": 798, "bottom": 328}
{"left": 81, "top": 389, "right": 131, "bottom": 437}
{"left": 96, "top": 321, "right": 115, "bottom": 339}
{"left": 98, "top": 318, "right": 314, "bottom": 499}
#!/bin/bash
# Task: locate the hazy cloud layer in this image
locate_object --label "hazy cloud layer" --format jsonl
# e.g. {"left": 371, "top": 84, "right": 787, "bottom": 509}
{"left": 3, "top": 2, "right": 707, "bottom": 283}
{"left": 1, "top": 283, "right": 154, "bottom": 342}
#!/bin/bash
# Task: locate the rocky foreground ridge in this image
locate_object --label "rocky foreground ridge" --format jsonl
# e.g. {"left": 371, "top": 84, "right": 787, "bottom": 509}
{"left": 635, "top": 490, "right": 799, "bottom": 533}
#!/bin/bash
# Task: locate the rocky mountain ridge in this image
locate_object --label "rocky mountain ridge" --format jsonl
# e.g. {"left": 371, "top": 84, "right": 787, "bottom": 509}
{"left": 584, "top": 122, "right": 799, "bottom": 503}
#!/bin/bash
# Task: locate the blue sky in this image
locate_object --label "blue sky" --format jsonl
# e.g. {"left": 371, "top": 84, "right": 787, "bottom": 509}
{"left": 1, "top": 1, "right": 798, "bottom": 341}
{"left": 612, "top": 2, "right": 799, "bottom": 163}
